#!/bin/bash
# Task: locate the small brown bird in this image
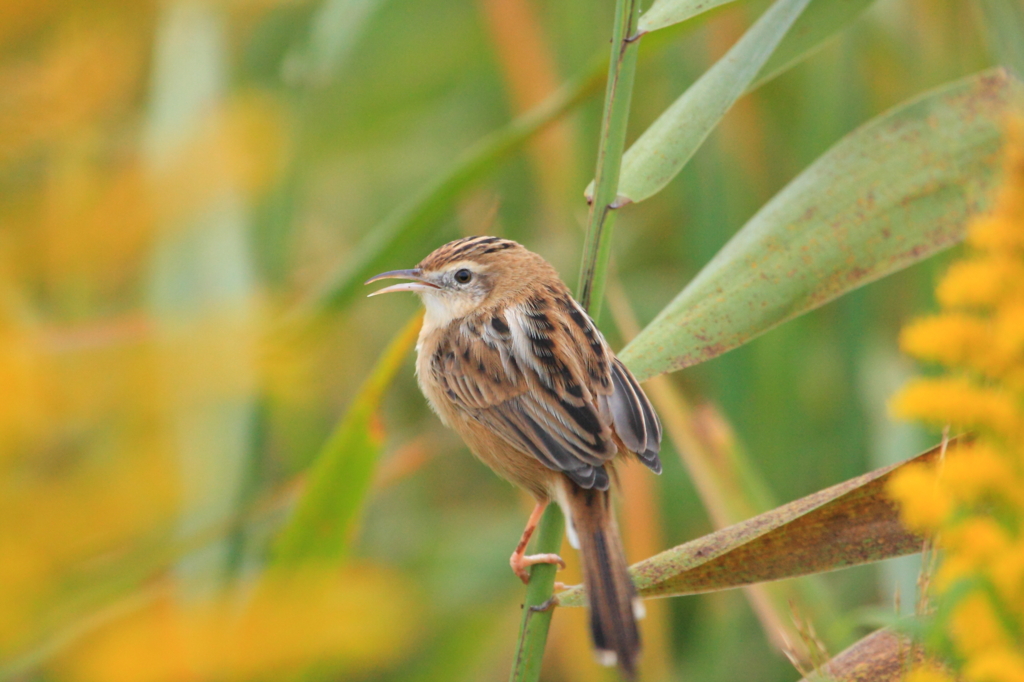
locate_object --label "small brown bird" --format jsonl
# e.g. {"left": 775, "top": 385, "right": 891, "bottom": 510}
{"left": 366, "top": 236, "right": 661, "bottom": 678}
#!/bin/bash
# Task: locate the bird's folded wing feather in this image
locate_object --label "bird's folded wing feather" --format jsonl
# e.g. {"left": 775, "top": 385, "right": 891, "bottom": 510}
{"left": 428, "top": 291, "right": 661, "bottom": 486}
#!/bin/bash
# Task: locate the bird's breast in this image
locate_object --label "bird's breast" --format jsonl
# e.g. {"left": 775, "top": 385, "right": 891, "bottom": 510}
{"left": 413, "top": 317, "right": 556, "bottom": 499}
{"left": 414, "top": 327, "right": 454, "bottom": 427}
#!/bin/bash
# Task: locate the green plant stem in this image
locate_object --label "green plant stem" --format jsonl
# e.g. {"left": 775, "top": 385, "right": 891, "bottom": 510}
{"left": 576, "top": 0, "right": 642, "bottom": 320}
{"left": 509, "top": 2, "right": 642, "bottom": 680}
{"left": 509, "top": 505, "right": 565, "bottom": 682}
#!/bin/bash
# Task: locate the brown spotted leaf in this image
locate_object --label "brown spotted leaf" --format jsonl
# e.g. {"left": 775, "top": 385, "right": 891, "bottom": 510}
{"left": 798, "top": 629, "right": 925, "bottom": 682}
{"left": 559, "top": 438, "right": 960, "bottom": 606}
{"left": 621, "top": 69, "right": 1024, "bottom": 382}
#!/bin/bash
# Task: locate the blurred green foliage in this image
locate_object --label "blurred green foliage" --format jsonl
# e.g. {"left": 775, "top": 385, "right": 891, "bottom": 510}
{"left": 0, "top": 0, "right": 1019, "bottom": 681}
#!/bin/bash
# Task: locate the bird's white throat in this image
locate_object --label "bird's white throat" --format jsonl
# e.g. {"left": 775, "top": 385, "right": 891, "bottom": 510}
{"left": 419, "top": 291, "right": 482, "bottom": 334}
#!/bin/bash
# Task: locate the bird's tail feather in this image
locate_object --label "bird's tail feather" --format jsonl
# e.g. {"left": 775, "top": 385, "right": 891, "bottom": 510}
{"left": 565, "top": 482, "right": 641, "bottom": 680}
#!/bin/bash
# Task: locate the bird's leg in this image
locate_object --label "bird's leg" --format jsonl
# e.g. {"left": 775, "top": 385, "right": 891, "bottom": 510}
{"left": 510, "top": 500, "right": 566, "bottom": 584}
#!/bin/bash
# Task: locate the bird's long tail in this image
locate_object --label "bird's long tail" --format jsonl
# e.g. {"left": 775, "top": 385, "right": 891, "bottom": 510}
{"left": 564, "top": 481, "right": 641, "bottom": 680}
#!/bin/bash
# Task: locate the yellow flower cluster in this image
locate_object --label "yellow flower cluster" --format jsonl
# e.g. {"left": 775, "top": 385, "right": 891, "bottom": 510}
{"left": 62, "top": 566, "right": 419, "bottom": 682}
{"left": 0, "top": 6, "right": 411, "bottom": 680}
{"left": 888, "top": 122, "right": 1024, "bottom": 682}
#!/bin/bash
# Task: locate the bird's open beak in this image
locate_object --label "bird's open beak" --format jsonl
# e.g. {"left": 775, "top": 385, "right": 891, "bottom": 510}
{"left": 365, "top": 268, "right": 441, "bottom": 297}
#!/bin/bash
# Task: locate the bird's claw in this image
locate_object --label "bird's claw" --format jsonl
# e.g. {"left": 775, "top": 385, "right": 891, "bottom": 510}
{"left": 511, "top": 552, "right": 566, "bottom": 584}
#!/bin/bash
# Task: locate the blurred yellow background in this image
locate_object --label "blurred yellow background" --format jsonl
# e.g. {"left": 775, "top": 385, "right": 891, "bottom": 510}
{"left": 0, "top": 0, "right": 1007, "bottom": 680}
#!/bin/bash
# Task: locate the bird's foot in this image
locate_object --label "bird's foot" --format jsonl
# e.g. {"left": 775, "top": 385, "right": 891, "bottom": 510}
{"left": 511, "top": 552, "right": 566, "bottom": 584}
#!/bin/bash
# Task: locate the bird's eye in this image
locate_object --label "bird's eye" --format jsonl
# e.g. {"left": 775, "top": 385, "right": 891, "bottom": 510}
{"left": 454, "top": 268, "right": 472, "bottom": 284}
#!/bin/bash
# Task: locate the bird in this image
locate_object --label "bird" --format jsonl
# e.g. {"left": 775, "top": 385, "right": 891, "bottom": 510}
{"left": 366, "top": 236, "right": 662, "bottom": 678}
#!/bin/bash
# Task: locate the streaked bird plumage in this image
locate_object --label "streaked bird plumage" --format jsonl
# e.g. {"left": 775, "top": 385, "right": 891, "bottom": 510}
{"left": 366, "top": 236, "right": 662, "bottom": 678}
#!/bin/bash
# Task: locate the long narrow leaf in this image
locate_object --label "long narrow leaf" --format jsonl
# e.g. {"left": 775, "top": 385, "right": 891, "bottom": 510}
{"left": 606, "top": 281, "right": 843, "bottom": 653}
{"left": 593, "top": 0, "right": 811, "bottom": 204}
{"left": 798, "top": 629, "right": 922, "bottom": 682}
{"left": 640, "top": 0, "right": 875, "bottom": 92}
{"left": 752, "top": 0, "right": 875, "bottom": 88}
{"left": 638, "top": 0, "right": 738, "bottom": 35}
{"left": 272, "top": 313, "right": 422, "bottom": 564}
{"left": 621, "top": 68, "right": 1024, "bottom": 382}
{"left": 559, "top": 438, "right": 958, "bottom": 606}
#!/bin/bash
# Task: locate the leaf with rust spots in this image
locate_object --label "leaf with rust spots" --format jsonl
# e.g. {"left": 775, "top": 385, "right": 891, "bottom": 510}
{"left": 798, "top": 629, "right": 926, "bottom": 682}
{"left": 621, "top": 69, "right": 1024, "bottom": 382}
{"left": 558, "top": 438, "right": 961, "bottom": 606}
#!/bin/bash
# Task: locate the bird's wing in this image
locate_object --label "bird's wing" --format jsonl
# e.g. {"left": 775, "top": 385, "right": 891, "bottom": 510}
{"left": 428, "top": 290, "right": 661, "bottom": 489}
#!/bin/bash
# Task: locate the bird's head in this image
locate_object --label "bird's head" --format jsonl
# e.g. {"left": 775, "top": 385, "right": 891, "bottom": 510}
{"left": 365, "top": 236, "right": 557, "bottom": 328}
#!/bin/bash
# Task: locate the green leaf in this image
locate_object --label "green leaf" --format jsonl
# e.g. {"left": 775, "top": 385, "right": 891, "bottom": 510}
{"left": 595, "top": 0, "right": 812, "bottom": 204}
{"left": 621, "top": 68, "right": 1024, "bottom": 382}
{"left": 637, "top": 0, "right": 738, "bottom": 35}
{"left": 271, "top": 313, "right": 422, "bottom": 565}
{"left": 975, "top": 0, "right": 1024, "bottom": 79}
{"left": 642, "top": 377, "right": 845, "bottom": 640}
{"left": 593, "top": 0, "right": 880, "bottom": 199}
{"left": 798, "top": 629, "right": 922, "bottom": 682}
{"left": 752, "top": 0, "right": 875, "bottom": 88}
{"left": 637, "top": 0, "right": 875, "bottom": 77}
{"left": 558, "top": 438, "right": 957, "bottom": 606}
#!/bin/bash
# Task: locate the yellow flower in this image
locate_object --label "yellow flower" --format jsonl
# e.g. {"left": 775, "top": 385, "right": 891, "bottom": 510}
{"left": 993, "top": 303, "right": 1024, "bottom": 364}
{"left": 62, "top": 565, "right": 421, "bottom": 682}
{"left": 887, "top": 462, "right": 950, "bottom": 531}
{"left": 941, "top": 518, "right": 1010, "bottom": 567}
{"left": 967, "top": 215, "right": 1024, "bottom": 254}
{"left": 940, "top": 442, "right": 1019, "bottom": 505}
{"left": 936, "top": 256, "right": 1024, "bottom": 309}
{"left": 963, "top": 648, "right": 1024, "bottom": 682}
{"left": 949, "top": 594, "right": 1012, "bottom": 657}
{"left": 934, "top": 553, "right": 975, "bottom": 591}
{"left": 892, "top": 122, "right": 1024, "bottom": 676}
{"left": 890, "top": 377, "right": 1020, "bottom": 437}
{"left": 905, "top": 665, "right": 956, "bottom": 682}
{"left": 899, "top": 314, "right": 989, "bottom": 369}
{"left": 990, "top": 541, "right": 1024, "bottom": 604}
